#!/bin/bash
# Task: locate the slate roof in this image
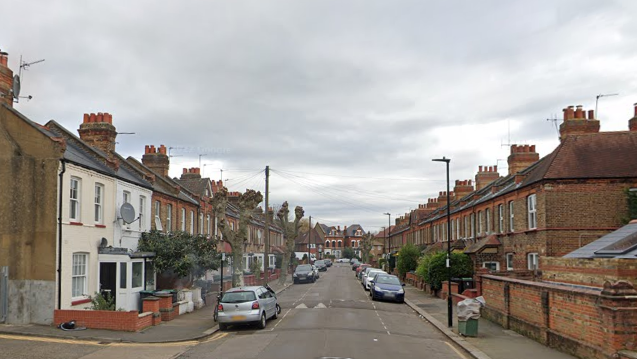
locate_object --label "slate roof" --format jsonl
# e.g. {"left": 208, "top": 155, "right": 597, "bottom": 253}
{"left": 295, "top": 228, "right": 321, "bottom": 245}
{"left": 344, "top": 224, "right": 365, "bottom": 237}
{"left": 125, "top": 157, "right": 198, "bottom": 205}
{"left": 565, "top": 221, "right": 637, "bottom": 259}
{"left": 176, "top": 175, "right": 212, "bottom": 198}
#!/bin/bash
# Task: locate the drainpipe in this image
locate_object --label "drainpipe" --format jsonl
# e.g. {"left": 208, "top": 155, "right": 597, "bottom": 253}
{"left": 57, "top": 160, "right": 66, "bottom": 310}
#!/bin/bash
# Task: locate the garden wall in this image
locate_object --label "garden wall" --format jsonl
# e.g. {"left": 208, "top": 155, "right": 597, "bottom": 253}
{"left": 53, "top": 309, "right": 152, "bottom": 332}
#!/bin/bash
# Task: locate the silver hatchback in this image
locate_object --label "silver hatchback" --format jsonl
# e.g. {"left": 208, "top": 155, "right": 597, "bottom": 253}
{"left": 217, "top": 286, "right": 278, "bottom": 330}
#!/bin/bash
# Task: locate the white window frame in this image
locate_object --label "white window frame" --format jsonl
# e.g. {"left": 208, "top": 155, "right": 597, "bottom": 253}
{"left": 153, "top": 200, "right": 161, "bottom": 231}
{"left": 207, "top": 215, "right": 211, "bottom": 235}
{"left": 199, "top": 213, "right": 204, "bottom": 234}
{"left": 181, "top": 208, "right": 186, "bottom": 231}
{"left": 94, "top": 183, "right": 103, "bottom": 224}
{"left": 470, "top": 213, "right": 475, "bottom": 237}
{"left": 528, "top": 194, "right": 537, "bottom": 230}
{"left": 478, "top": 211, "right": 483, "bottom": 235}
{"left": 464, "top": 216, "right": 468, "bottom": 238}
{"left": 123, "top": 191, "right": 131, "bottom": 229}
{"left": 509, "top": 201, "right": 515, "bottom": 232}
{"left": 506, "top": 253, "right": 514, "bottom": 270}
{"left": 167, "top": 204, "right": 173, "bottom": 232}
{"left": 486, "top": 208, "right": 491, "bottom": 234}
{"left": 139, "top": 196, "right": 146, "bottom": 231}
{"left": 482, "top": 261, "right": 500, "bottom": 271}
{"left": 456, "top": 218, "right": 460, "bottom": 240}
{"left": 190, "top": 210, "right": 194, "bottom": 234}
{"left": 70, "top": 177, "right": 81, "bottom": 221}
{"left": 498, "top": 204, "right": 504, "bottom": 233}
{"left": 72, "top": 253, "right": 88, "bottom": 298}
{"left": 528, "top": 252, "right": 539, "bottom": 270}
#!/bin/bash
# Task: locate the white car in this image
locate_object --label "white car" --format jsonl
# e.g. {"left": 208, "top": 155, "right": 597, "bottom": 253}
{"left": 312, "top": 264, "right": 320, "bottom": 279}
{"left": 363, "top": 269, "right": 386, "bottom": 290}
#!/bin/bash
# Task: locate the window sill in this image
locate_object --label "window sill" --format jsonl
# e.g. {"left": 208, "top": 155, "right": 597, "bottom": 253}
{"left": 69, "top": 222, "right": 83, "bottom": 226}
{"left": 71, "top": 298, "right": 91, "bottom": 306}
{"left": 95, "top": 224, "right": 106, "bottom": 228}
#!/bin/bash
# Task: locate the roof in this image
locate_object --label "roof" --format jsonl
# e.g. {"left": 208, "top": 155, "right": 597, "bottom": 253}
{"left": 565, "top": 221, "right": 637, "bottom": 259}
{"left": 175, "top": 175, "right": 212, "bottom": 199}
{"left": 464, "top": 235, "right": 501, "bottom": 254}
{"left": 295, "top": 228, "right": 321, "bottom": 245}
{"left": 344, "top": 224, "right": 365, "bottom": 237}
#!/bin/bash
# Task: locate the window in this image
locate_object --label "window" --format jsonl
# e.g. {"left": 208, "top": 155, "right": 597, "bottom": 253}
{"left": 478, "top": 211, "right": 483, "bottom": 235}
{"left": 70, "top": 177, "right": 81, "bottom": 221}
{"left": 332, "top": 240, "right": 336, "bottom": 247}
{"left": 120, "top": 262, "right": 127, "bottom": 289}
{"left": 199, "top": 213, "right": 204, "bottom": 234}
{"left": 72, "top": 253, "right": 87, "bottom": 297}
{"left": 325, "top": 240, "right": 330, "bottom": 248}
{"left": 482, "top": 261, "right": 500, "bottom": 271}
{"left": 154, "top": 200, "right": 161, "bottom": 231}
{"left": 464, "top": 216, "right": 468, "bottom": 238}
{"left": 506, "top": 253, "right": 514, "bottom": 270}
{"left": 456, "top": 218, "right": 460, "bottom": 240}
{"left": 337, "top": 240, "right": 342, "bottom": 248}
{"left": 451, "top": 220, "right": 455, "bottom": 240}
{"left": 167, "top": 204, "right": 173, "bottom": 232}
{"left": 498, "top": 204, "right": 504, "bottom": 233}
{"left": 470, "top": 213, "right": 475, "bottom": 237}
{"left": 527, "top": 194, "right": 537, "bottom": 229}
{"left": 509, "top": 201, "right": 515, "bottom": 232}
{"left": 145, "top": 261, "right": 155, "bottom": 290}
{"left": 189, "top": 211, "right": 194, "bottom": 234}
{"left": 123, "top": 191, "right": 131, "bottom": 229}
{"left": 94, "top": 184, "right": 103, "bottom": 224}
{"left": 207, "top": 215, "right": 211, "bottom": 235}
{"left": 132, "top": 262, "right": 143, "bottom": 288}
{"left": 528, "top": 252, "right": 539, "bottom": 270}
{"left": 139, "top": 196, "right": 146, "bottom": 231}
{"left": 181, "top": 208, "right": 186, "bottom": 231}
{"left": 485, "top": 208, "right": 491, "bottom": 234}
{"left": 351, "top": 240, "right": 355, "bottom": 247}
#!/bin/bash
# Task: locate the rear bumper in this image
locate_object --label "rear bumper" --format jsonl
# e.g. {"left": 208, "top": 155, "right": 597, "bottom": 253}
{"left": 371, "top": 289, "right": 405, "bottom": 302}
{"left": 217, "top": 310, "right": 262, "bottom": 324}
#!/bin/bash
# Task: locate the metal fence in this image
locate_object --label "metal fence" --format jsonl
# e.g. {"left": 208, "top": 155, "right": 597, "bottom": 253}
{"left": 0, "top": 266, "right": 7, "bottom": 323}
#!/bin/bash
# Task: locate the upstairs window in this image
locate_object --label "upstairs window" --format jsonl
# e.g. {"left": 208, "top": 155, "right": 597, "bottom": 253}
{"left": 139, "top": 196, "right": 146, "bottom": 231}
{"left": 506, "top": 253, "right": 514, "bottom": 270}
{"left": 527, "top": 194, "right": 537, "bottom": 229}
{"left": 94, "top": 183, "right": 103, "bottom": 224}
{"left": 509, "top": 201, "right": 515, "bottom": 232}
{"left": 190, "top": 211, "right": 194, "bottom": 234}
{"left": 166, "top": 204, "right": 173, "bottom": 232}
{"left": 478, "top": 211, "right": 483, "bottom": 235}
{"left": 181, "top": 208, "right": 186, "bottom": 231}
{"left": 154, "top": 200, "right": 161, "bottom": 231}
{"left": 528, "top": 252, "right": 539, "bottom": 270}
{"left": 498, "top": 204, "right": 504, "bottom": 233}
{"left": 485, "top": 208, "right": 491, "bottom": 234}
{"left": 70, "top": 177, "right": 81, "bottom": 221}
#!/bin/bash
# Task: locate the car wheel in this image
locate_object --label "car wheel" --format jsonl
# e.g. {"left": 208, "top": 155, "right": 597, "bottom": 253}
{"left": 218, "top": 323, "right": 227, "bottom": 331}
{"left": 273, "top": 305, "right": 279, "bottom": 319}
{"left": 276, "top": 303, "right": 281, "bottom": 315}
{"left": 257, "top": 312, "right": 267, "bottom": 329}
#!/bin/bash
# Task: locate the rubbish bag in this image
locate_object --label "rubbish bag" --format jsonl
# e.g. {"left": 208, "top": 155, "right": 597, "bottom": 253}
{"left": 457, "top": 296, "right": 485, "bottom": 321}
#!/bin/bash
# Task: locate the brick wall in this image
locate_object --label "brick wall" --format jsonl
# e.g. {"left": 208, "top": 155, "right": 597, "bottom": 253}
{"left": 480, "top": 274, "right": 637, "bottom": 359}
{"left": 53, "top": 309, "right": 152, "bottom": 332}
{"left": 543, "top": 257, "right": 637, "bottom": 287}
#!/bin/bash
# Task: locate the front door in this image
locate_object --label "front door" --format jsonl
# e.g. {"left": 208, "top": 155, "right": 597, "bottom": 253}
{"left": 99, "top": 262, "right": 117, "bottom": 307}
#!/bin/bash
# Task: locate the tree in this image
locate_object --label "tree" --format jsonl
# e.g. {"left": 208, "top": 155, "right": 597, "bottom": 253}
{"left": 396, "top": 242, "right": 420, "bottom": 279}
{"left": 342, "top": 246, "right": 355, "bottom": 259}
{"left": 138, "top": 230, "right": 219, "bottom": 280}
{"left": 415, "top": 251, "right": 473, "bottom": 291}
{"left": 211, "top": 186, "right": 263, "bottom": 287}
{"left": 298, "top": 218, "right": 310, "bottom": 234}
{"left": 360, "top": 232, "right": 374, "bottom": 263}
{"left": 274, "top": 202, "right": 304, "bottom": 285}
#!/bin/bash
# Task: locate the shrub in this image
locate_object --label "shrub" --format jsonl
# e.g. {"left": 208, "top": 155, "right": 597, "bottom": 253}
{"left": 396, "top": 243, "right": 420, "bottom": 278}
{"left": 415, "top": 251, "right": 473, "bottom": 290}
{"left": 89, "top": 292, "right": 115, "bottom": 311}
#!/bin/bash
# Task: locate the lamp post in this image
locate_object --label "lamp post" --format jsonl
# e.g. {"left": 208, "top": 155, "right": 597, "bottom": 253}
{"left": 383, "top": 213, "right": 391, "bottom": 272}
{"left": 432, "top": 156, "right": 452, "bottom": 328}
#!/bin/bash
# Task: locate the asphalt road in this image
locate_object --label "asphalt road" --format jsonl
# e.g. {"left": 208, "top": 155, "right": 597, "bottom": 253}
{"left": 179, "top": 263, "right": 468, "bottom": 359}
{"left": 0, "top": 264, "right": 468, "bottom": 359}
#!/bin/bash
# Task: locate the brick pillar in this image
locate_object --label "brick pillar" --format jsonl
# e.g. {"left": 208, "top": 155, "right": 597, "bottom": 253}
{"left": 598, "top": 281, "right": 637, "bottom": 356}
{"left": 142, "top": 297, "right": 162, "bottom": 326}
{"left": 155, "top": 293, "right": 175, "bottom": 322}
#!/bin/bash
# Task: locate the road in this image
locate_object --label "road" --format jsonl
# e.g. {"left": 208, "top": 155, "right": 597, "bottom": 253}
{"left": 0, "top": 263, "right": 468, "bottom": 359}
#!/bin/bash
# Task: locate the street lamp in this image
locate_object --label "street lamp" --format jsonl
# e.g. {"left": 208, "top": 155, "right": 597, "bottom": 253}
{"left": 383, "top": 213, "right": 391, "bottom": 272}
{"left": 432, "top": 156, "right": 453, "bottom": 328}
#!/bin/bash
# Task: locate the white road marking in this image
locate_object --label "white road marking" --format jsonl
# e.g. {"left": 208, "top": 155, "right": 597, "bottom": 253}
{"left": 296, "top": 303, "right": 308, "bottom": 309}
{"left": 315, "top": 303, "right": 327, "bottom": 308}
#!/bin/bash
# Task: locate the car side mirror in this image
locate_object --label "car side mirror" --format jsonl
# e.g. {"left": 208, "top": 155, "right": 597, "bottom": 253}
{"left": 402, "top": 283, "right": 405, "bottom": 286}
{"left": 370, "top": 280, "right": 374, "bottom": 284}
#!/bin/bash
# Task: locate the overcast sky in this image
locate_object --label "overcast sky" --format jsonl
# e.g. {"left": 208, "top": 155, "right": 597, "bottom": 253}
{"left": 3, "top": 1, "right": 637, "bottom": 233}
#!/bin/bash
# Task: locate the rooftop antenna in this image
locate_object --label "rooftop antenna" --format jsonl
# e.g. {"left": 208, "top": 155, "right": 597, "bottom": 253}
{"left": 13, "top": 55, "right": 45, "bottom": 103}
{"left": 198, "top": 154, "right": 207, "bottom": 169}
{"left": 500, "top": 118, "right": 512, "bottom": 148}
{"left": 546, "top": 113, "right": 559, "bottom": 136}
{"left": 595, "top": 93, "right": 619, "bottom": 119}
{"left": 114, "top": 132, "right": 135, "bottom": 144}
{"left": 168, "top": 146, "right": 184, "bottom": 157}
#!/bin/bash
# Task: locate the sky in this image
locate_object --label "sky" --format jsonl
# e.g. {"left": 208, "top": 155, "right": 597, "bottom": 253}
{"left": 3, "top": 1, "right": 637, "bottom": 233}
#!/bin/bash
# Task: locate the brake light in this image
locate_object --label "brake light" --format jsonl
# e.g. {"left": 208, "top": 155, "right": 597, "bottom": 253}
{"left": 217, "top": 304, "right": 224, "bottom": 312}
{"left": 252, "top": 301, "right": 260, "bottom": 310}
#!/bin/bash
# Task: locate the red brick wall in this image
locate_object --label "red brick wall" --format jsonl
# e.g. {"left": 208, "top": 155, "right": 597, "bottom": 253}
{"left": 480, "top": 274, "right": 637, "bottom": 359}
{"left": 53, "top": 310, "right": 152, "bottom": 332}
{"left": 543, "top": 257, "right": 637, "bottom": 287}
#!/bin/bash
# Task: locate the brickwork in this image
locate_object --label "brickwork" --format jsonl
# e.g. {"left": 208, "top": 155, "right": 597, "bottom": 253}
{"left": 480, "top": 274, "right": 637, "bottom": 359}
{"left": 543, "top": 257, "right": 637, "bottom": 287}
{"left": 53, "top": 309, "right": 152, "bottom": 332}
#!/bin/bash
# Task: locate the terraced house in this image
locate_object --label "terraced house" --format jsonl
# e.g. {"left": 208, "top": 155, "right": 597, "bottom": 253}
{"left": 391, "top": 104, "right": 637, "bottom": 274}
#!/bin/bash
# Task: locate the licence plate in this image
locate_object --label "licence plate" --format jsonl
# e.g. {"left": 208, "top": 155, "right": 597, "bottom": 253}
{"left": 231, "top": 315, "right": 246, "bottom": 321}
{"left": 384, "top": 293, "right": 395, "bottom": 298}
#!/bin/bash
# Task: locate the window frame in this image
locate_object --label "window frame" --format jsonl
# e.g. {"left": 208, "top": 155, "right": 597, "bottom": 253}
{"left": 166, "top": 204, "right": 173, "bottom": 232}
{"left": 70, "top": 177, "right": 81, "bottom": 221}
{"left": 94, "top": 183, "right": 103, "bottom": 224}
{"left": 485, "top": 208, "right": 491, "bottom": 234}
{"left": 528, "top": 194, "right": 537, "bottom": 230}
{"left": 506, "top": 253, "right": 514, "bottom": 271}
{"left": 482, "top": 261, "right": 500, "bottom": 271}
{"left": 189, "top": 210, "right": 194, "bottom": 234}
{"left": 498, "top": 204, "right": 504, "bottom": 233}
{"left": 139, "top": 196, "right": 146, "bottom": 231}
{"left": 509, "top": 201, "right": 515, "bottom": 232}
{"left": 527, "top": 252, "right": 539, "bottom": 270}
{"left": 181, "top": 208, "right": 186, "bottom": 231}
{"left": 478, "top": 211, "right": 483, "bottom": 235}
{"left": 72, "top": 253, "right": 88, "bottom": 298}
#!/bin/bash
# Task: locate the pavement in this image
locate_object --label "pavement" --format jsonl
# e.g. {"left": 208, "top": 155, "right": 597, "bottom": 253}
{"left": 0, "top": 275, "right": 577, "bottom": 359}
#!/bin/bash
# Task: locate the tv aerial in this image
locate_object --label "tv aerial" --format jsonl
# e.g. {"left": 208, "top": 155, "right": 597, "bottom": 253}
{"left": 13, "top": 55, "right": 45, "bottom": 103}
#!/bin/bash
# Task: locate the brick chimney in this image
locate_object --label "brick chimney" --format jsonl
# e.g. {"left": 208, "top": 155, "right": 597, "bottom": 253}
{"left": 629, "top": 103, "right": 637, "bottom": 132}
{"left": 0, "top": 49, "right": 13, "bottom": 107}
{"left": 507, "top": 144, "right": 540, "bottom": 175}
{"left": 142, "top": 144, "right": 170, "bottom": 177}
{"left": 454, "top": 179, "right": 474, "bottom": 199}
{"left": 427, "top": 198, "right": 439, "bottom": 209}
{"left": 475, "top": 165, "right": 500, "bottom": 191}
{"left": 180, "top": 167, "right": 202, "bottom": 180}
{"left": 78, "top": 112, "right": 117, "bottom": 159}
{"left": 559, "top": 105, "right": 600, "bottom": 141}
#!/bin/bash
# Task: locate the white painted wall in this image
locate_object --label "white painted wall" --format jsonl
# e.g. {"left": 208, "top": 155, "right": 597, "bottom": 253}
{"left": 114, "top": 180, "right": 152, "bottom": 251}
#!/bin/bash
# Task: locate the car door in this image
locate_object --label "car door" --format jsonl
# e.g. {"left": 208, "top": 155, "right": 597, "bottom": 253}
{"left": 259, "top": 287, "right": 274, "bottom": 318}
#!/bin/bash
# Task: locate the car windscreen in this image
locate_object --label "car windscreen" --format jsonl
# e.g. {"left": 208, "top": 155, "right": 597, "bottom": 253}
{"left": 315, "top": 260, "right": 325, "bottom": 265}
{"left": 296, "top": 265, "right": 312, "bottom": 271}
{"left": 374, "top": 276, "right": 401, "bottom": 285}
{"left": 221, "top": 291, "right": 257, "bottom": 303}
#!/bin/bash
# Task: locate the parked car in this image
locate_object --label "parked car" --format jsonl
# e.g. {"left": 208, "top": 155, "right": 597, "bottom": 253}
{"left": 359, "top": 265, "right": 375, "bottom": 281}
{"left": 356, "top": 264, "right": 371, "bottom": 278}
{"left": 351, "top": 260, "right": 361, "bottom": 271}
{"left": 337, "top": 258, "right": 349, "bottom": 263}
{"left": 369, "top": 274, "right": 405, "bottom": 303}
{"left": 293, "top": 264, "right": 317, "bottom": 284}
{"left": 312, "top": 264, "right": 320, "bottom": 279}
{"left": 217, "top": 286, "right": 278, "bottom": 330}
{"left": 363, "top": 269, "right": 386, "bottom": 290}
{"left": 314, "top": 260, "right": 328, "bottom": 271}
{"left": 324, "top": 259, "right": 332, "bottom": 267}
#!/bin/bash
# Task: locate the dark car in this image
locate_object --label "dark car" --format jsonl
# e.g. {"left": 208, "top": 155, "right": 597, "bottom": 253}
{"left": 351, "top": 260, "right": 361, "bottom": 271}
{"left": 369, "top": 274, "right": 405, "bottom": 303}
{"left": 314, "top": 260, "right": 328, "bottom": 271}
{"left": 293, "top": 264, "right": 316, "bottom": 284}
{"left": 324, "top": 259, "right": 332, "bottom": 267}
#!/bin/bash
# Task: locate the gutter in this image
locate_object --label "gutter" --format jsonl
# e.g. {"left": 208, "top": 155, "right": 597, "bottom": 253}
{"left": 57, "top": 160, "right": 66, "bottom": 310}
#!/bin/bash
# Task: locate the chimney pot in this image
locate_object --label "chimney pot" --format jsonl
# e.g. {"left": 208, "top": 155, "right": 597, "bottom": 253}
{"left": 145, "top": 145, "right": 150, "bottom": 154}
{"left": 183, "top": 168, "right": 188, "bottom": 174}
{"left": 89, "top": 113, "right": 96, "bottom": 123}
{"left": 494, "top": 165, "right": 498, "bottom": 172}
{"left": 634, "top": 103, "right": 637, "bottom": 117}
{"left": 575, "top": 105, "right": 584, "bottom": 119}
{"left": 530, "top": 145, "right": 536, "bottom": 152}
{"left": 83, "top": 114, "right": 89, "bottom": 123}
{"left": 588, "top": 109, "right": 594, "bottom": 120}
{"left": 479, "top": 165, "right": 483, "bottom": 172}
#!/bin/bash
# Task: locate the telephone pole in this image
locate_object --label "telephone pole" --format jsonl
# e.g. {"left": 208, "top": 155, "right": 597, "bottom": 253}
{"left": 308, "top": 216, "right": 312, "bottom": 263}
{"left": 264, "top": 166, "right": 270, "bottom": 282}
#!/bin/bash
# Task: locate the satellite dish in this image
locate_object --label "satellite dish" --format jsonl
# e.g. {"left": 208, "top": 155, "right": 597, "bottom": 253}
{"left": 12, "top": 75, "right": 20, "bottom": 99}
{"left": 99, "top": 237, "right": 108, "bottom": 248}
{"left": 120, "top": 202, "right": 136, "bottom": 224}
